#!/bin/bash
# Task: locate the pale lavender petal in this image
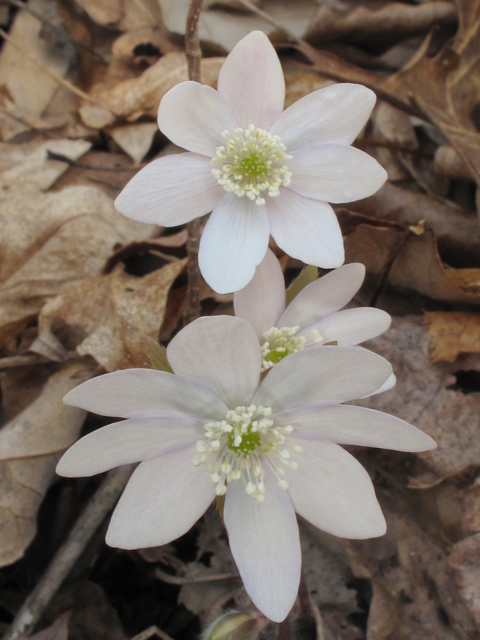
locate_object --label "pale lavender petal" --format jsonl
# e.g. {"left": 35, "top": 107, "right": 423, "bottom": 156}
{"left": 198, "top": 194, "right": 270, "bottom": 294}
{"left": 274, "top": 404, "right": 436, "bottom": 451}
{"left": 167, "top": 316, "right": 260, "bottom": 408}
{"left": 217, "top": 31, "right": 285, "bottom": 130}
{"left": 278, "top": 263, "right": 365, "bottom": 329}
{"left": 365, "top": 372, "right": 396, "bottom": 398}
{"left": 234, "top": 249, "right": 286, "bottom": 337}
{"left": 115, "top": 153, "right": 224, "bottom": 225}
{"left": 289, "top": 144, "right": 387, "bottom": 204}
{"left": 64, "top": 369, "right": 228, "bottom": 420}
{"left": 287, "top": 439, "right": 386, "bottom": 539}
{"left": 254, "top": 346, "right": 392, "bottom": 413}
{"left": 157, "top": 82, "right": 237, "bottom": 156}
{"left": 267, "top": 189, "right": 344, "bottom": 269}
{"left": 106, "top": 445, "right": 215, "bottom": 549}
{"left": 56, "top": 415, "right": 204, "bottom": 477}
{"left": 270, "top": 83, "right": 376, "bottom": 150}
{"left": 224, "top": 464, "right": 301, "bottom": 622}
{"left": 299, "top": 308, "right": 391, "bottom": 346}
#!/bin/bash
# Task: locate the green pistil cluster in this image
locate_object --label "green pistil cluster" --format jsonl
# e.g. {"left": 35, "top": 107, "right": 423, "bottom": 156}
{"left": 239, "top": 155, "right": 267, "bottom": 177}
{"left": 228, "top": 424, "right": 261, "bottom": 456}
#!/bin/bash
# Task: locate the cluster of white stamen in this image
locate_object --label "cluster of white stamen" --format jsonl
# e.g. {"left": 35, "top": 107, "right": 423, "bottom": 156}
{"left": 260, "top": 327, "right": 324, "bottom": 371}
{"left": 211, "top": 125, "right": 292, "bottom": 205}
{"left": 193, "top": 405, "right": 300, "bottom": 502}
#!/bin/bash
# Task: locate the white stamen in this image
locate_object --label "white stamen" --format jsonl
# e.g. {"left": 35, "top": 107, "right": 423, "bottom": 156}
{"left": 211, "top": 125, "right": 292, "bottom": 205}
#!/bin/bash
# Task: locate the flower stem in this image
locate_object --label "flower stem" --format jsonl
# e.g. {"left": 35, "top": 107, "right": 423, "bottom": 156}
{"left": 184, "top": 0, "right": 205, "bottom": 324}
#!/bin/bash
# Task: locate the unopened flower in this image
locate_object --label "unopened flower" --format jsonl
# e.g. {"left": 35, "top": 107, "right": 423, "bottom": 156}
{"left": 115, "top": 31, "right": 387, "bottom": 293}
{"left": 57, "top": 316, "right": 434, "bottom": 622}
{"left": 234, "top": 250, "right": 394, "bottom": 390}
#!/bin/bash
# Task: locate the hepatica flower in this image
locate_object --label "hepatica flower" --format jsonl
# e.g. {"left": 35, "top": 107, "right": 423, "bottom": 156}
{"left": 57, "top": 316, "right": 435, "bottom": 623}
{"left": 235, "top": 250, "right": 393, "bottom": 373}
{"left": 114, "top": 31, "right": 387, "bottom": 294}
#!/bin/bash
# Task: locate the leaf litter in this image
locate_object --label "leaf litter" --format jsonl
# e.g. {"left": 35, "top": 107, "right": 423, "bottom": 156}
{"left": 0, "top": 0, "right": 480, "bottom": 639}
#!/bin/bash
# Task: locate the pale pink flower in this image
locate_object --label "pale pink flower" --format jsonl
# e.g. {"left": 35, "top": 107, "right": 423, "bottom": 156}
{"left": 57, "top": 316, "right": 434, "bottom": 623}
{"left": 235, "top": 250, "right": 395, "bottom": 395}
{"left": 114, "top": 31, "right": 387, "bottom": 294}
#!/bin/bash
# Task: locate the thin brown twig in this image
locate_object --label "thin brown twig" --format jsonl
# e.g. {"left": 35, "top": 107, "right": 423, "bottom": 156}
{"left": 184, "top": 0, "right": 205, "bottom": 325}
{"left": 0, "top": 351, "right": 80, "bottom": 369}
{"left": 0, "top": 27, "right": 109, "bottom": 109}
{"left": 0, "top": 0, "right": 108, "bottom": 63}
{"left": 2, "top": 465, "right": 134, "bottom": 640}
{"left": 235, "top": 0, "right": 300, "bottom": 42}
{"left": 155, "top": 566, "right": 240, "bottom": 585}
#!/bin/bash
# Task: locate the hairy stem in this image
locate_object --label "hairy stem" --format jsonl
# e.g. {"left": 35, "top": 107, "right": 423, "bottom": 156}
{"left": 184, "top": 0, "right": 205, "bottom": 324}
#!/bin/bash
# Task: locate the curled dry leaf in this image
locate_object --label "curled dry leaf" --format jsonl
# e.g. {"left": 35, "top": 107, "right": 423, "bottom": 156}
{"left": 424, "top": 312, "right": 480, "bottom": 363}
{"left": 360, "top": 315, "right": 480, "bottom": 486}
{"left": 39, "top": 260, "right": 187, "bottom": 371}
{"left": 0, "top": 363, "right": 92, "bottom": 567}
{"left": 109, "top": 123, "right": 158, "bottom": 165}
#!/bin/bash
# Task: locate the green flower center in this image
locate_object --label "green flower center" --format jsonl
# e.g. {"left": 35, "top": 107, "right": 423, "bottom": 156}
{"left": 228, "top": 424, "right": 261, "bottom": 456}
{"left": 239, "top": 155, "right": 267, "bottom": 177}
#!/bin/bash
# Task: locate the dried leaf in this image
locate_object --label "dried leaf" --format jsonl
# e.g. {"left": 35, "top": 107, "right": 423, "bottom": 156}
{"left": 110, "top": 123, "right": 158, "bottom": 164}
{"left": 424, "top": 312, "right": 480, "bottom": 363}
{"left": 39, "top": 260, "right": 186, "bottom": 371}
{"left": 19, "top": 612, "right": 71, "bottom": 640}
{"left": 449, "top": 534, "right": 480, "bottom": 630}
{"left": 0, "top": 363, "right": 92, "bottom": 567}
{"left": 74, "top": 0, "right": 123, "bottom": 27}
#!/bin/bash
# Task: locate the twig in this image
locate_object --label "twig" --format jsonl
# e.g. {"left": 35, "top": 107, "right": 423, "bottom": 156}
{"left": 184, "top": 0, "right": 205, "bottom": 325}
{"left": 0, "top": 27, "right": 109, "bottom": 109}
{"left": 130, "top": 626, "right": 175, "bottom": 640}
{"left": 0, "top": 0, "right": 108, "bottom": 63}
{"left": 0, "top": 351, "right": 80, "bottom": 369}
{"left": 0, "top": 106, "right": 61, "bottom": 139}
{"left": 155, "top": 566, "right": 240, "bottom": 585}
{"left": 235, "top": 0, "right": 299, "bottom": 42}
{"left": 46, "top": 150, "right": 141, "bottom": 172}
{"left": 2, "top": 465, "right": 134, "bottom": 640}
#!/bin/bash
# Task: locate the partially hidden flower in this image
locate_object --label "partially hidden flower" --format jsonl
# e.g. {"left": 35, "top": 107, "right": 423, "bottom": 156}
{"left": 114, "top": 31, "right": 387, "bottom": 294}
{"left": 235, "top": 250, "right": 392, "bottom": 379}
{"left": 57, "top": 316, "right": 435, "bottom": 623}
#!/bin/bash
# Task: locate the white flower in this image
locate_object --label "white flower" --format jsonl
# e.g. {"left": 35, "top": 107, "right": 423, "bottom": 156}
{"left": 57, "top": 316, "right": 434, "bottom": 623}
{"left": 114, "top": 31, "right": 387, "bottom": 294}
{"left": 235, "top": 250, "right": 395, "bottom": 392}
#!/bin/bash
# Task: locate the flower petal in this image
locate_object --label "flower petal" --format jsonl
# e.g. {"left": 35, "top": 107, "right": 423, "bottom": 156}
{"left": 287, "top": 439, "right": 386, "bottom": 539}
{"left": 106, "top": 445, "right": 215, "bottom": 549}
{"left": 299, "top": 308, "right": 391, "bottom": 346}
{"left": 64, "top": 369, "right": 228, "bottom": 420}
{"left": 157, "top": 82, "right": 237, "bottom": 156}
{"left": 274, "top": 404, "right": 436, "bottom": 452}
{"left": 167, "top": 316, "right": 260, "bottom": 408}
{"left": 115, "top": 152, "right": 223, "bottom": 225}
{"left": 289, "top": 144, "right": 387, "bottom": 204}
{"left": 224, "top": 464, "right": 301, "bottom": 622}
{"left": 278, "top": 263, "right": 365, "bottom": 329}
{"left": 234, "top": 249, "right": 286, "bottom": 337}
{"left": 198, "top": 194, "right": 270, "bottom": 294}
{"left": 267, "top": 189, "right": 344, "bottom": 269}
{"left": 56, "top": 415, "right": 204, "bottom": 477}
{"left": 217, "top": 31, "right": 285, "bottom": 130}
{"left": 270, "top": 83, "right": 376, "bottom": 150}
{"left": 254, "top": 346, "right": 392, "bottom": 413}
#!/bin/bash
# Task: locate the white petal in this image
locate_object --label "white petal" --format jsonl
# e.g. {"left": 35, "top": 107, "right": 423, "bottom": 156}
{"left": 224, "top": 464, "right": 301, "bottom": 622}
{"left": 267, "top": 189, "right": 344, "bottom": 269}
{"left": 234, "top": 249, "right": 285, "bottom": 337}
{"left": 365, "top": 372, "right": 396, "bottom": 397}
{"left": 157, "top": 82, "right": 237, "bottom": 156}
{"left": 289, "top": 144, "right": 387, "bottom": 204}
{"left": 270, "top": 83, "right": 376, "bottom": 150}
{"left": 217, "top": 31, "right": 285, "bottom": 130}
{"left": 64, "top": 369, "right": 228, "bottom": 420}
{"left": 254, "top": 346, "right": 392, "bottom": 413}
{"left": 106, "top": 445, "right": 215, "bottom": 549}
{"left": 56, "top": 415, "right": 204, "bottom": 477}
{"left": 278, "top": 263, "right": 365, "bottom": 329}
{"left": 167, "top": 316, "right": 260, "bottom": 408}
{"left": 115, "top": 152, "right": 223, "bottom": 225}
{"left": 299, "top": 308, "right": 391, "bottom": 346}
{"left": 198, "top": 194, "right": 270, "bottom": 294}
{"left": 274, "top": 404, "right": 436, "bottom": 452}
{"left": 287, "top": 440, "right": 386, "bottom": 539}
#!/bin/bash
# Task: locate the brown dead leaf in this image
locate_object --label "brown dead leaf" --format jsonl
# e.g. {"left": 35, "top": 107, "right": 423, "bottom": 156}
{"left": 424, "top": 312, "right": 480, "bottom": 363}
{"left": 458, "top": 482, "right": 480, "bottom": 533}
{"left": 19, "top": 612, "right": 71, "bottom": 640}
{"left": 109, "top": 123, "right": 158, "bottom": 164}
{"left": 74, "top": 0, "right": 123, "bottom": 27}
{"left": 0, "top": 363, "right": 92, "bottom": 567}
{"left": 39, "top": 260, "right": 186, "bottom": 371}
{"left": 92, "top": 53, "right": 224, "bottom": 119}
{"left": 449, "top": 534, "right": 480, "bottom": 630}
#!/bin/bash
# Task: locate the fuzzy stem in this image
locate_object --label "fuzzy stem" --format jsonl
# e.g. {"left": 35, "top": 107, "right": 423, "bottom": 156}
{"left": 184, "top": 0, "right": 205, "bottom": 324}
